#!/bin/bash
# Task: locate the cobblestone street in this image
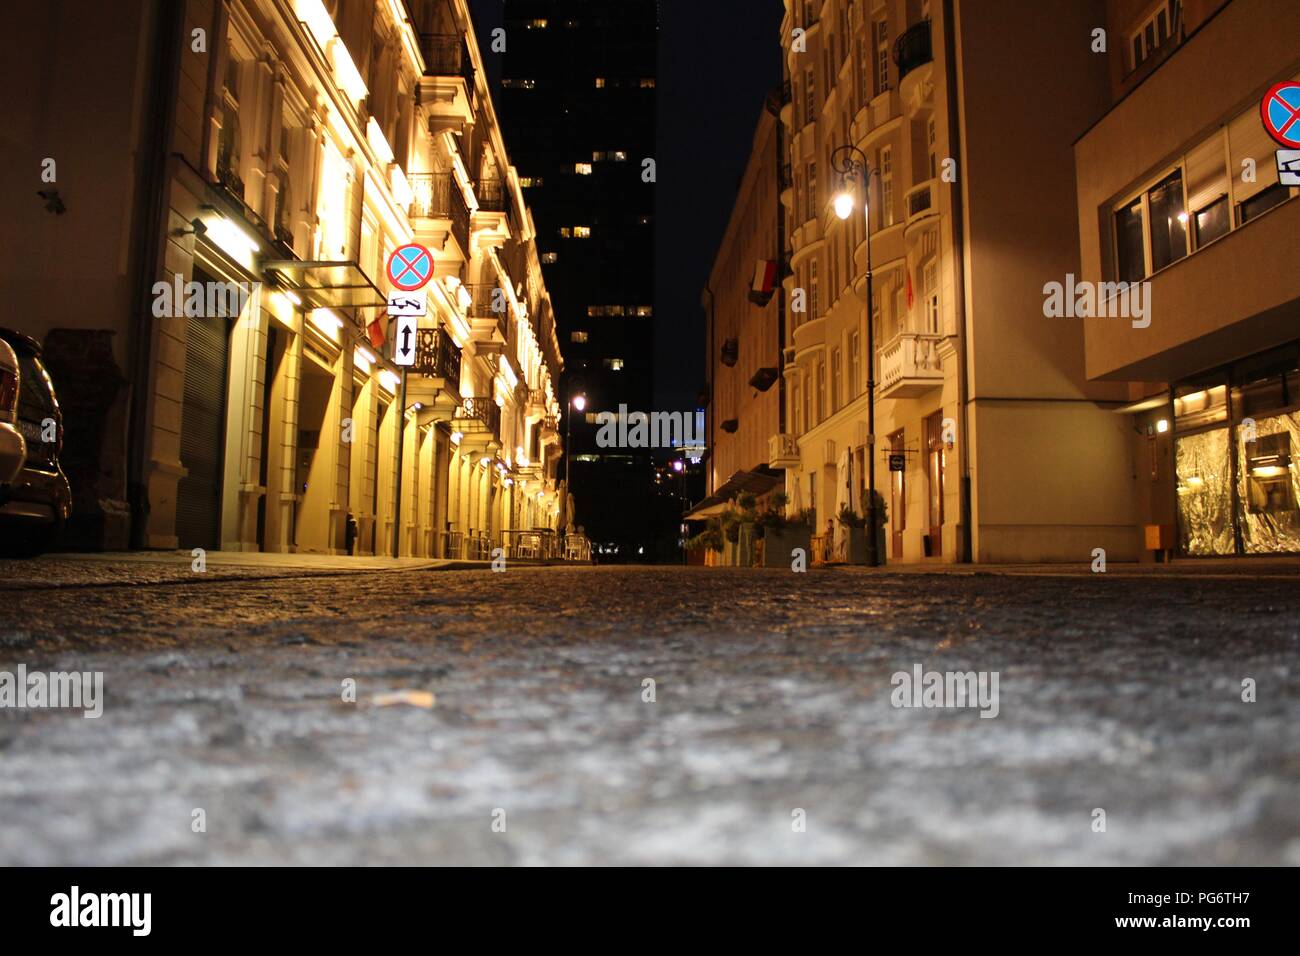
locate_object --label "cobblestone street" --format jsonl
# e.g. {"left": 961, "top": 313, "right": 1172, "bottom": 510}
{"left": 1, "top": 559, "right": 1297, "bottom": 865}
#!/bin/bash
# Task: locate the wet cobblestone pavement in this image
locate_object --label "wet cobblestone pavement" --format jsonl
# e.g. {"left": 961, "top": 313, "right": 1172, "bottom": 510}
{"left": 0, "top": 563, "right": 1297, "bottom": 865}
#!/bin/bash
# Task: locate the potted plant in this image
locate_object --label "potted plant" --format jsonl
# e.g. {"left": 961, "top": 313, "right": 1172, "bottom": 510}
{"left": 837, "top": 502, "right": 869, "bottom": 564}
{"left": 758, "top": 492, "right": 813, "bottom": 568}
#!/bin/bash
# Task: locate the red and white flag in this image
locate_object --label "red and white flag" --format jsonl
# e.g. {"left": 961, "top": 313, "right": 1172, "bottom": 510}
{"left": 750, "top": 260, "right": 778, "bottom": 305}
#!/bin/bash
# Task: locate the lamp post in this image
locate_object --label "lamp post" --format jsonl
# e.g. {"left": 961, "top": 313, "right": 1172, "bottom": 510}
{"left": 831, "top": 144, "right": 879, "bottom": 567}
{"left": 564, "top": 392, "right": 586, "bottom": 507}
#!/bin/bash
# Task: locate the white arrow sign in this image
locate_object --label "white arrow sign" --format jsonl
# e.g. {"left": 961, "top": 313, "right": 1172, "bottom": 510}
{"left": 387, "top": 289, "right": 427, "bottom": 317}
{"left": 393, "top": 315, "right": 417, "bottom": 367}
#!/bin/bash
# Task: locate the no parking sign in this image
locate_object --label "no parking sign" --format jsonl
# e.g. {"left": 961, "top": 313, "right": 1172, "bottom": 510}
{"left": 386, "top": 243, "right": 433, "bottom": 292}
{"left": 1260, "top": 81, "right": 1300, "bottom": 149}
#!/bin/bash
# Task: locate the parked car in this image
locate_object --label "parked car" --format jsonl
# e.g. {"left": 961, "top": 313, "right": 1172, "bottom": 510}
{"left": 0, "top": 329, "right": 71, "bottom": 556}
{"left": 0, "top": 339, "right": 25, "bottom": 484}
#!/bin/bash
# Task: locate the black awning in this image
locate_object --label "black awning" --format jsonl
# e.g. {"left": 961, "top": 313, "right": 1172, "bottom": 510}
{"left": 683, "top": 465, "right": 784, "bottom": 519}
{"left": 263, "top": 260, "right": 388, "bottom": 309}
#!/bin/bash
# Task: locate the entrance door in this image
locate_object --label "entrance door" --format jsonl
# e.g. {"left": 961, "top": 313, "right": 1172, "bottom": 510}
{"left": 175, "top": 268, "right": 231, "bottom": 550}
{"left": 925, "top": 411, "right": 945, "bottom": 557}
{"left": 889, "top": 429, "right": 905, "bottom": 559}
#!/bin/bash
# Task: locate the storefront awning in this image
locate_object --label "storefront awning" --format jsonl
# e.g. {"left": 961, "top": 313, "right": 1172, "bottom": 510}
{"left": 683, "top": 465, "right": 784, "bottom": 519}
{"left": 263, "top": 260, "right": 388, "bottom": 310}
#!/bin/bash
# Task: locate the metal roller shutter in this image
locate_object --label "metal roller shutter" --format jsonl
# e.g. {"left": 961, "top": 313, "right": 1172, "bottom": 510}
{"left": 175, "top": 286, "right": 230, "bottom": 551}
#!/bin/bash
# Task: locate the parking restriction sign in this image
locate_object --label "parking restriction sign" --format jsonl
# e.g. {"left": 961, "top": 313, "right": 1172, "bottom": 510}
{"left": 1260, "top": 81, "right": 1300, "bottom": 149}
{"left": 386, "top": 243, "right": 433, "bottom": 292}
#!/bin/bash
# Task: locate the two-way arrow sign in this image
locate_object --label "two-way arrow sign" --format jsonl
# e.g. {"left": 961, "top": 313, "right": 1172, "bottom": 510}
{"left": 393, "top": 315, "right": 416, "bottom": 367}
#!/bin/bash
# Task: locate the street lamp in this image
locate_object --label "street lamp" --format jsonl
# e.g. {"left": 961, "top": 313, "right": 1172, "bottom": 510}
{"left": 564, "top": 392, "right": 586, "bottom": 506}
{"left": 830, "top": 144, "right": 879, "bottom": 567}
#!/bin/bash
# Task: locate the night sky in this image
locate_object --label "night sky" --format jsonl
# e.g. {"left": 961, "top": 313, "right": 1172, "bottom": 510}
{"left": 470, "top": 0, "right": 783, "bottom": 414}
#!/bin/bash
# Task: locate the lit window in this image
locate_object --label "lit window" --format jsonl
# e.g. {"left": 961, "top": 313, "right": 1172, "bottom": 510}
{"left": 573, "top": 226, "right": 591, "bottom": 238}
{"left": 526, "top": 19, "right": 548, "bottom": 29}
{"left": 541, "top": 252, "right": 558, "bottom": 264}
{"left": 592, "top": 151, "right": 606, "bottom": 161}
{"left": 635, "top": 306, "right": 652, "bottom": 317}
{"left": 595, "top": 78, "right": 606, "bottom": 88}
{"left": 519, "top": 176, "right": 533, "bottom": 187}
{"left": 571, "top": 331, "right": 588, "bottom": 343}
{"left": 605, "top": 358, "right": 624, "bottom": 371}
{"left": 583, "top": 414, "right": 599, "bottom": 425}
{"left": 640, "top": 78, "right": 655, "bottom": 88}
{"left": 612, "top": 151, "right": 627, "bottom": 161}
{"left": 559, "top": 227, "right": 571, "bottom": 238}
{"left": 574, "top": 163, "right": 593, "bottom": 175}
{"left": 502, "top": 78, "right": 536, "bottom": 89}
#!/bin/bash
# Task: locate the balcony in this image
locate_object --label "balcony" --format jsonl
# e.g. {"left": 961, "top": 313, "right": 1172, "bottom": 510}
{"left": 454, "top": 396, "right": 502, "bottom": 441}
{"left": 905, "top": 179, "right": 936, "bottom": 225}
{"left": 408, "top": 172, "right": 453, "bottom": 219}
{"left": 894, "top": 20, "right": 933, "bottom": 84}
{"left": 449, "top": 183, "right": 470, "bottom": 253}
{"left": 467, "top": 283, "right": 510, "bottom": 342}
{"left": 417, "top": 34, "right": 475, "bottom": 131}
{"left": 475, "top": 178, "right": 507, "bottom": 213}
{"left": 879, "top": 332, "right": 945, "bottom": 399}
{"left": 768, "top": 433, "right": 800, "bottom": 470}
{"left": 413, "top": 328, "right": 461, "bottom": 394}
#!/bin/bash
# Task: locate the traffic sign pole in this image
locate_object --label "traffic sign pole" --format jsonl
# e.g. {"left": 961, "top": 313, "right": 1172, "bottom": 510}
{"left": 392, "top": 367, "right": 407, "bottom": 559}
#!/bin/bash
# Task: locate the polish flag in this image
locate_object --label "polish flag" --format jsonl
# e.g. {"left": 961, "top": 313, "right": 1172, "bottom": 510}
{"left": 750, "top": 260, "right": 777, "bottom": 305}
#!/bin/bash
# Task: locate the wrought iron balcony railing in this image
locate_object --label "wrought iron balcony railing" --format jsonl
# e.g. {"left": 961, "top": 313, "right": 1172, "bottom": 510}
{"left": 414, "top": 327, "right": 461, "bottom": 394}
{"left": 894, "top": 20, "right": 933, "bottom": 83}
{"left": 475, "top": 177, "right": 507, "bottom": 213}
{"left": 455, "top": 396, "right": 501, "bottom": 437}
{"left": 449, "top": 182, "right": 470, "bottom": 251}
{"left": 408, "top": 172, "right": 453, "bottom": 219}
{"left": 419, "top": 34, "right": 474, "bottom": 84}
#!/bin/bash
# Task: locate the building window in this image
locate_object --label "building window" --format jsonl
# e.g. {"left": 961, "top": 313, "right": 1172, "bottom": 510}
{"left": 830, "top": 347, "right": 842, "bottom": 415}
{"left": 502, "top": 78, "right": 536, "bottom": 89}
{"left": 878, "top": 146, "right": 894, "bottom": 228}
{"left": 804, "top": 68, "right": 815, "bottom": 125}
{"left": 542, "top": 252, "right": 558, "bottom": 264}
{"left": 1112, "top": 167, "right": 1187, "bottom": 280}
{"left": 635, "top": 305, "right": 653, "bottom": 317}
{"left": 816, "top": 360, "right": 826, "bottom": 424}
{"left": 604, "top": 358, "right": 624, "bottom": 371}
{"left": 806, "top": 161, "right": 817, "bottom": 221}
{"left": 809, "top": 257, "right": 820, "bottom": 318}
{"left": 849, "top": 330, "right": 860, "bottom": 398}
{"left": 573, "top": 226, "right": 591, "bottom": 238}
{"left": 571, "top": 331, "right": 588, "bottom": 343}
{"left": 640, "top": 78, "right": 655, "bottom": 88}
{"left": 594, "top": 77, "right": 606, "bottom": 88}
{"left": 574, "top": 163, "right": 593, "bottom": 175}
{"left": 612, "top": 151, "right": 627, "bottom": 162}
{"left": 922, "top": 259, "right": 940, "bottom": 334}
{"left": 874, "top": 18, "right": 890, "bottom": 96}
{"left": 792, "top": 383, "right": 802, "bottom": 437}
{"left": 1129, "top": 0, "right": 1180, "bottom": 73}
{"left": 927, "top": 118, "right": 938, "bottom": 178}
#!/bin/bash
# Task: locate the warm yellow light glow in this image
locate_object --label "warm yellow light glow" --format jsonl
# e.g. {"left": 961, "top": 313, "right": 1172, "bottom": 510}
{"left": 450, "top": 431, "right": 463, "bottom": 445}
{"left": 309, "top": 308, "right": 344, "bottom": 340}
{"left": 379, "top": 370, "right": 400, "bottom": 394}
{"left": 206, "top": 213, "right": 261, "bottom": 260}
{"left": 572, "top": 395, "right": 586, "bottom": 412}
{"left": 1156, "top": 419, "right": 1169, "bottom": 433}
{"left": 834, "top": 192, "right": 855, "bottom": 220}
{"left": 353, "top": 346, "right": 376, "bottom": 373}
{"left": 282, "top": 289, "right": 302, "bottom": 306}
{"left": 295, "top": 0, "right": 336, "bottom": 50}
{"left": 367, "top": 116, "right": 394, "bottom": 165}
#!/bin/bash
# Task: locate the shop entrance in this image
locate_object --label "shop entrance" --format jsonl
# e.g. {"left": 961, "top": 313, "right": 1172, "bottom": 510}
{"left": 1174, "top": 345, "right": 1300, "bottom": 556}
{"left": 294, "top": 354, "right": 335, "bottom": 552}
{"left": 175, "top": 266, "right": 232, "bottom": 551}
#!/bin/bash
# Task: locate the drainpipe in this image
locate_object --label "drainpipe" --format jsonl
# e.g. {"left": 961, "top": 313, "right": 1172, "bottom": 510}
{"left": 702, "top": 284, "right": 715, "bottom": 496}
{"left": 127, "top": 0, "right": 186, "bottom": 549}
{"left": 942, "top": 0, "right": 973, "bottom": 564}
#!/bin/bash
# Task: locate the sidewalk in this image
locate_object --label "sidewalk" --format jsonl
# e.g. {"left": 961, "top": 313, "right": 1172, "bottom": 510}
{"left": 0, "top": 550, "right": 493, "bottom": 590}
{"left": 829, "top": 557, "right": 1300, "bottom": 579}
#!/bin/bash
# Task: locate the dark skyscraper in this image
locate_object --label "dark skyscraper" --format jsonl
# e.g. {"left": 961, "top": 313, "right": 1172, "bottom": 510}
{"left": 473, "top": 0, "right": 658, "bottom": 559}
